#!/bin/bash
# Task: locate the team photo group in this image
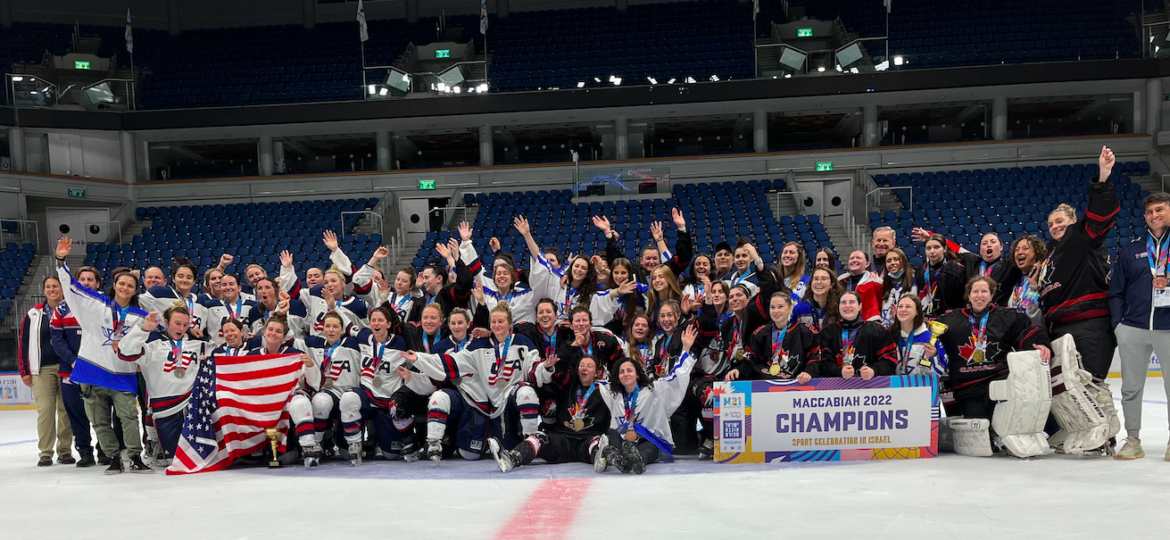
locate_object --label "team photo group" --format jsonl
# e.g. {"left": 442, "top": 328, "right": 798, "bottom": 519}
{"left": 18, "top": 144, "right": 1169, "bottom": 476}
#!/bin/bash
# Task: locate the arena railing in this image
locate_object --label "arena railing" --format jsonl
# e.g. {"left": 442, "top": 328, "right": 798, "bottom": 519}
{"left": 0, "top": 219, "right": 39, "bottom": 255}
{"left": 865, "top": 186, "right": 914, "bottom": 230}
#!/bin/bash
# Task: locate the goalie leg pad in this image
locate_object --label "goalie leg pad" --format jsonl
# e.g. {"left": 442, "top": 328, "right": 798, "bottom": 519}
{"left": 989, "top": 350, "right": 1052, "bottom": 458}
{"left": 946, "top": 417, "right": 993, "bottom": 457}
{"left": 1048, "top": 335, "right": 1117, "bottom": 455}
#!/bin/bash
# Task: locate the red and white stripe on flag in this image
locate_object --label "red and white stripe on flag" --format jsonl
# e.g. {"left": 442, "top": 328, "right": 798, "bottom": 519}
{"left": 167, "top": 353, "right": 304, "bottom": 475}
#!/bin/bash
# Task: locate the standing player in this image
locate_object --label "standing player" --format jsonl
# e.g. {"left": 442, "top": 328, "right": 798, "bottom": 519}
{"left": 778, "top": 242, "right": 809, "bottom": 302}
{"left": 839, "top": 251, "right": 882, "bottom": 321}
{"left": 880, "top": 248, "right": 917, "bottom": 327}
{"left": 139, "top": 257, "right": 209, "bottom": 337}
{"left": 917, "top": 234, "right": 967, "bottom": 318}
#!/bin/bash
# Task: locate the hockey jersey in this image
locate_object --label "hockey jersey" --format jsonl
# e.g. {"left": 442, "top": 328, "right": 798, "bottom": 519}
{"left": 1040, "top": 177, "right": 1118, "bottom": 326}
{"left": 745, "top": 321, "right": 819, "bottom": 380}
{"left": 593, "top": 350, "right": 698, "bottom": 458}
{"left": 809, "top": 318, "right": 897, "bottom": 378}
{"left": 56, "top": 264, "right": 149, "bottom": 393}
{"left": 880, "top": 278, "right": 918, "bottom": 328}
{"left": 244, "top": 298, "right": 310, "bottom": 339}
{"left": 915, "top": 260, "right": 966, "bottom": 318}
{"left": 201, "top": 294, "right": 257, "bottom": 346}
{"left": 893, "top": 323, "right": 947, "bottom": 377}
{"left": 353, "top": 328, "right": 435, "bottom": 403}
{"left": 839, "top": 271, "right": 883, "bottom": 322}
{"left": 302, "top": 336, "right": 363, "bottom": 398}
{"left": 593, "top": 283, "right": 649, "bottom": 335}
{"left": 140, "top": 286, "right": 209, "bottom": 335}
{"left": 413, "top": 334, "right": 543, "bottom": 418}
{"left": 116, "top": 325, "right": 210, "bottom": 418}
{"left": 935, "top": 305, "right": 1048, "bottom": 396}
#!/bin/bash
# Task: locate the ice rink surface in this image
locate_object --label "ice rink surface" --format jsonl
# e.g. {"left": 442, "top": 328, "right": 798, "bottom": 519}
{"left": 2, "top": 379, "right": 1169, "bottom": 540}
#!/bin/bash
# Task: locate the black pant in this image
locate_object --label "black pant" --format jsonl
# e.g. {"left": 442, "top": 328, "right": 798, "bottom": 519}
{"left": 669, "top": 375, "right": 715, "bottom": 454}
{"left": 607, "top": 429, "right": 660, "bottom": 464}
{"left": 1051, "top": 317, "right": 1115, "bottom": 381}
{"left": 516, "top": 432, "right": 599, "bottom": 465}
{"left": 953, "top": 385, "right": 996, "bottom": 421}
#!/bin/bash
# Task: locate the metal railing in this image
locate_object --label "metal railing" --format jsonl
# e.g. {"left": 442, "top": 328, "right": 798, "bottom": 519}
{"left": 340, "top": 210, "right": 383, "bottom": 240}
{"left": 5, "top": 295, "right": 45, "bottom": 333}
{"left": 5, "top": 73, "right": 58, "bottom": 113}
{"left": 0, "top": 219, "right": 40, "bottom": 254}
{"left": 77, "top": 78, "right": 136, "bottom": 111}
{"left": 865, "top": 186, "right": 914, "bottom": 226}
{"left": 770, "top": 190, "right": 824, "bottom": 216}
{"left": 83, "top": 221, "right": 123, "bottom": 246}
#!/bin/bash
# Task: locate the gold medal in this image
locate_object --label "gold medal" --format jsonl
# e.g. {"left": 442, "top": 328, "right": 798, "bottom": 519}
{"left": 572, "top": 418, "right": 585, "bottom": 431}
{"left": 735, "top": 349, "right": 744, "bottom": 361}
{"left": 1156, "top": 277, "right": 1168, "bottom": 290}
{"left": 768, "top": 364, "right": 781, "bottom": 376}
{"left": 972, "top": 350, "right": 985, "bottom": 364}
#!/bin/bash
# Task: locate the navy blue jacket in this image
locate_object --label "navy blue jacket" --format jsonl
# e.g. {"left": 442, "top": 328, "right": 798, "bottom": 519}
{"left": 1109, "top": 232, "right": 1170, "bottom": 331}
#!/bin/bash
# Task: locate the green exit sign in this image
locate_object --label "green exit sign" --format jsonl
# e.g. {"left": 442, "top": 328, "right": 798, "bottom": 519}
{"left": 74, "top": 60, "right": 91, "bottom": 70}
{"left": 68, "top": 187, "right": 86, "bottom": 198}
{"left": 418, "top": 180, "right": 436, "bottom": 190}
{"left": 797, "top": 28, "right": 813, "bottom": 37}
{"left": 815, "top": 161, "right": 833, "bottom": 172}
{"left": 435, "top": 49, "right": 451, "bottom": 59}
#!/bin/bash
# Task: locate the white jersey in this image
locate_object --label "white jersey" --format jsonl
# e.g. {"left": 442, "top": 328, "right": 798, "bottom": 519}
{"left": 56, "top": 264, "right": 149, "bottom": 393}
{"left": 140, "top": 286, "right": 210, "bottom": 335}
{"left": 880, "top": 281, "right": 918, "bottom": 328}
{"left": 245, "top": 299, "right": 310, "bottom": 340}
{"left": 541, "top": 350, "right": 697, "bottom": 451}
{"left": 413, "top": 334, "right": 542, "bottom": 418}
{"left": 352, "top": 263, "right": 391, "bottom": 308}
{"left": 202, "top": 295, "right": 257, "bottom": 346}
{"left": 353, "top": 329, "right": 436, "bottom": 400}
{"left": 458, "top": 241, "right": 536, "bottom": 323}
{"left": 116, "top": 325, "right": 210, "bottom": 418}
{"left": 591, "top": 283, "right": 649, "bottom": 327}
{"left": 382, "top": 291, "right": 419, "bottom": 323}
{"left": 301, "top": 336, "right": 362, "bottom": 398}
{"left": 279, "top": 248, "right": 354, "bottom": 307}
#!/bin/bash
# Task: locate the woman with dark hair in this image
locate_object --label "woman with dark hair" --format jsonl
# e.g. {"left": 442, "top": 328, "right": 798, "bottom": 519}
{"left": 623, "top": 313, "right": 655, "bottom": 372}
{"left": 880, "top": 248, "right": 917, "bottom": 327}
{"left": 682, "top": 253, "right": 715, "bottom": 302}
{"left": 302, "top": 310, "right": 364, "bottom": 466}
{"left": 890, "top": 295, "right": 945, "bottom": 377}
{"left": 202, "top": 273, "right": 256, "bottom": 347}
{"left": 593, "top": 257, "right": 647, "bottom": 334}
{"left": 517, "top": 216, "right": 606, "bottom": 321}
{"left": 723, "top": 238, "right": 760, "bottom": 297}
{"left": 140, "top": 256, "right": 209, "bottom": 338}
{"left": 1004, "top": 235, "right": 1048, "bottom": 328}
{"left": 213, "top": 318, "right": 249, "bottom": 356}
{"left": 745, "top": 292, "right": 818, "bottom": 382}
{"left": 593, "top": 324, "right": 699, "bottom": 474}
{"left": 814, "top": 247, "right": 838, "bottom": 274}
{"left": 916, "top": 233, "right": 967, "bottom": 318}
{"left": 55, "top": 237, "right": 151, "bottom": 475}
{"left": 246, "top": 314, "right": 317, "bottom": 466}
{"left": 20, "top": 276, "right": 83, "bottom": 467}
{"left": 792, "top": 267, "right": 843, "bottom": 331}
{"left": 778, "top": 242, "right": 809, "bottom": 302}
{"left": 246, "top": 277, "right": 310, "bottom": 338}
{"left": 809, "top": 291, "right": 898, "bottom": 379}
{"left": 117, "top": 302, "right": 210, "bottom": 464}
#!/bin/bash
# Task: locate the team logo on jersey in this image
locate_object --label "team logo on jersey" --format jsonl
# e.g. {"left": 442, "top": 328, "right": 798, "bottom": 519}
{"left": 487, "top": 357, "right": 518, "bottom": 385}
{"left": 958, "top": 335, "right": 998, "bottom": 365}
{"left": 101, "top": 321, "right": 131, "bottom": 346}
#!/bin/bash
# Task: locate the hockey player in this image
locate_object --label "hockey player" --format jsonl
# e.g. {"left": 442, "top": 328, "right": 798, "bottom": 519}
{"left": 558, "top": 307, "right": 624, "bottom": 375}
{"left": 356, "top": 245, "right": 415, "bottom": 320}
{"left": 681, "top": 253, "right": 715, "bottom": 308}
{"left": 778, "top": 242, "right": 809, "bottom": 303}
{"left": 406, "top": 302, "right": 543, "bottom": 464}
{"left": 744, "top": 292, "right": 819, "bottom": 382}
{"left": 723, "top": 239, "right": 761, "bottom": 297}
{"left": 212, "top": 318, "right": 249, "bottom": 357}
{"left": 140, "top": 257, "right": 209, "bottom": 338}
{"left": 434, "top": 308, "right": 478, "bottom": 354}
{"left": 596, "top": 325, "right": 700, "bottom": 474}
{"left": 814, "top": 248, "right": 839, "bottom": 274}
{"left": 912, "top": 228, "right": 1010, "bottom": 283}
{"left": 460, "top": 237, "right": 537, "bottom": 324}
{"left": 808, "top": 292, "right": 898, "bottom": 379}
{"left": 595, "top": 208, "right": 693, "bottom": 286}
{"left": 646, "top": 265, "right": 685, "bottom": 328}
{"left": 890, "top": 296, "right": 946, "bottom": 378}
{"left": 488, "top": 354, "right": 612, "bottom": 473}
{"left": 246, "top": 315, "right": 317, "bottom": 466}
{"left": 346, "top": 306, "right": 435, "bottom": 461}
{"left": 302, "top": 311, "right": 364, "bottom": 465}
{"left": 839, "top": 251, "right": 882, "bottom": 322}
{"left": 792, "top": 267, "right": 843, "bottom": 331}
{"left": 202, "top": 273, "right": 256, "bottom": 347}
{"left": 516, "top": 216, "right": 605, "bottom": 321}
{"left": 916, "top": 234, "right": 967, "bottom": 318}
{"left": 116, "top": 303, "right": 210, "bottom": 463}
{"left": 1005, "top": 236, "right": 1047, "bottom": 328}
{"left": 247, "top": 278, "right": 309, "bottom": 338}
{"left": 880, "top": 248, "right": 917, "bottom": 327}
{"left": 54, "top": 237, "right": 151, "bottom": 475}
{"left": 592, "top": 258, "right": 646, "bottom": 333}
{"left": 623, "top": 313, "right": 656, "bottom": 373}
{"left": 934, "top": 277, "right": 1052, "bottom": 457}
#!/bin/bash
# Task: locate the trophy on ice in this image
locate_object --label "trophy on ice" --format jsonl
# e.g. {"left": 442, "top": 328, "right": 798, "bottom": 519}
{"left": 266, "top": 428, "right": 282, "bottom": 469}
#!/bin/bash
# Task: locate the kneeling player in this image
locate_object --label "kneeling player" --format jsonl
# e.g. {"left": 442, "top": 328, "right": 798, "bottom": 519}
{"left": 488, "top": 354, "right": 611, "bottom": 473}
{"left": 403, "top": 302, "right": 543, "bottom": 464}
{"left": 935, "top": 277, "right": 1051, "bottom": 458}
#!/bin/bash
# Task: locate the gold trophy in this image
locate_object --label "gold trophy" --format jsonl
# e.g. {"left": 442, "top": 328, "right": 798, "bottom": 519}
{"left": 926, "top": 320, "right": 948, "bottom": 345}
{"left": 266, "top": 428, "right": 281, "bottom": 469}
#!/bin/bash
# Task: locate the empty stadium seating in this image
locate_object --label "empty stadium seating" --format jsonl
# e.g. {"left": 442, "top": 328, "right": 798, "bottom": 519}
{"left": 84, "top": 198, "right": 381, "bottom": 290}
{"left": 414, "top": 179, "right": 833, "bottom": 273}
{"left": 0, "top": 241, "right": 37, "bottom": 325}
{"left": 870, "top": 161, "right": 1151, "bottom": 267}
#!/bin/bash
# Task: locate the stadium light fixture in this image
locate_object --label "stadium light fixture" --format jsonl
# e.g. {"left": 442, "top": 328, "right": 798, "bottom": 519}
{"left": 367, "top": 84, "right": 377, "bottom": 95}
{"left": 835, "top": 64, "right": 842, "bottom": 72}
{"left": 709, "top": 74, "right": 719, "bottom": 81}
{"left": 784, "top": 73, "right": 792, "bottom": 78}
{"left": 894, "top": 55, "right": 905, "bottom": 66}
{"left": 378, "top": 87, "right": 388, "bottom": 96}
{"left": 685, "top": 76, "right": 696, "bottom": 83}
{"left": 648, "top": 76, "right": 657, "bottom": 84}
{"left": 875, "top": 60, "right": 890, "bottom": 71}
{"left": 577, "top": 81, "right": 585, "bottom": 88}
{"left": 453, "top": 86, "right": 462, "bottom": 94}
{"left": 612, "top": 77, "right": 622, "bottom": 86}
{"left": 477, "top": 83, "right": 489, "bottom": 93}
{"left": 817, "top": 66, "right": 826, "bottom": 72}
{"left": 11, "top": 76, "right": 22, "bottom": 82}
{"left": 385, "top": 68, "right": 411, "bottom": 92}
{"left": 667, "top": 78, "right": 676, "bottom": 84}
{"left": 594, "top": 77, "right": 601, "bottom": 83}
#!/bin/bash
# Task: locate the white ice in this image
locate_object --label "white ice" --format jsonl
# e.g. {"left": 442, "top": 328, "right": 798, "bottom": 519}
{"left": 2, "top": 379, "right": 1169, "bottom": 540}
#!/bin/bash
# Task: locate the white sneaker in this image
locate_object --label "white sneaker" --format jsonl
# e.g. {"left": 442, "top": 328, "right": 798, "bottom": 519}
{"left": 1114, "top": 437, "right": 1144, "bottom": 460}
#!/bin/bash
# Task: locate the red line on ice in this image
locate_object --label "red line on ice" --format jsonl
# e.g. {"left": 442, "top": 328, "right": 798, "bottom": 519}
{"left": 493, "top": 477, "right": 594, "bottom": 540}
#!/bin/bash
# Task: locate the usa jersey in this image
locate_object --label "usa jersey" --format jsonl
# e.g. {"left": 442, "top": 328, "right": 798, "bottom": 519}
{"left": 413, "top": 334, "right": 542, "bottom": 418}
{"left": 306, "top": 287, "right": 369, "bottom": 337}
{"left": 56, "top": 264, "right": 149, "bottom": 393}
{"left": 140, "top": 286, "right": 209, "bottom": 335}
{"left": 302, "top": 336, "right": 362, "bottom": 398}
{"left": 201, "top": 295, "right": 257, "bottom": 346}
{"left": 459, "top": 241, "right": 536, "bottom": 323}
{"left": 353, "top": 329, "right": 436, "bottom": 400}
{"left": 116, "top": 325, "right": 210, "bottom": 418}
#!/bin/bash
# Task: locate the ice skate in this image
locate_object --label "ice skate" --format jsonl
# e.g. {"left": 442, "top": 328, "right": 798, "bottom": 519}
{"left": 487, "top": 437, "right": 519, "bottom": 474}
{"left": 697, "top": 439, "right": 715, "bottom": 461}
{"left": 425, "top": 440, "right": 443, "bottom": 466}
{"left": 347, "top": 442, "right": 363, "bottom": 466}
{"left": 302, "top": 444, "right": 323, "bottom": 468}
{"left": 400, "top": 441, "right": 421, "bottom": 463}
{"left": 622, "top": 440, "right": 645, "bottom": 475}
{"left": 592, "top": 435, "right": 609, "bottom": 473}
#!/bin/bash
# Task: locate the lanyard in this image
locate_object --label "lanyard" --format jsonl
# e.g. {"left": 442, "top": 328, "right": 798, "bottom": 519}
{"left": 899, "top": 330, "right": 916, "bottom": 367}
{"left": 375, "top": 339, "right": 387, "bottom": 363}
{"left": 576, "top": 382, "right": 598, "bottom": 412}
{"left": 493, "top": 334, "right": 513, "bottom": 367}
{"left": 841, "top": 327, "right": 858, "bottom": 354}
{"left": 454, "top": 335, "right": 469, "bottom": 352}
{"left": 111, "top": 303, "right": 131, "bottom": 333}
{"left": 730, "top": 317, "right": 746, "bottom": 356}
{"left": 174, "top": 288, "right": 194, "bottom": 313}
{"left": 846, "top": 275, "right": 858, "bottom": 292}
{"left": 623, "top": 386, "right": 641, "bottom": 425}
{"left": 170, "top": 336, "right": 184, "bottom": 365}
{"left": 392, "top": 293, "right": 411, "bottom": 311}
{"left": 968, "top": 310, "right": 990, "bottom": 344}
{"left": 733, "top": 269, "right": 755, "bottom": 286}
{"left": 636, "top": 344, "right": 651, "bottom": 370}
{"left": 544, "top": 328, "right": 558, "bottom": 356}
{"left": 657, "top": 331, "right": 674, "bottom": 360}
{"left": 423, "top": 331, "right": 439, "bottom": 353}
{"left": 770, "top": 323, "right": 789, "bottom": 364}
{"left": 1149, "top": 232, "right": 1170, "bottom": 277}
{"left": 1011, "top": 276, "right": 1033, "bottom": 311}
{"left": 979, "top": 260, "right": 993, "bottom": 277}
{"left": 226, "top": 296, "right": 243, "bottom": 318}
{"left": 581, "top": 334, "right": 593, "bottom": 357}
{"left": 562, "top": 287, "right": 578, "bottom": 317}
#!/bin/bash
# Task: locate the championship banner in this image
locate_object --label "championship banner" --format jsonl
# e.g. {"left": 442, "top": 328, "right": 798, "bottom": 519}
{"left": 714, "top": 375, "right": 939, "bottom": 463}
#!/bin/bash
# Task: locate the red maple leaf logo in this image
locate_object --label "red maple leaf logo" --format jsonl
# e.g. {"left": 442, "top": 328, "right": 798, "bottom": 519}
{"left": 958, "top": 335, "right": 977, "bottom": 362}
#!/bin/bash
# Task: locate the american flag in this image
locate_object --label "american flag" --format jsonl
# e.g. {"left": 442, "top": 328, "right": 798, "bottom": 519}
{"left": 167, "top": 353, "right": 304, "bottom": 475}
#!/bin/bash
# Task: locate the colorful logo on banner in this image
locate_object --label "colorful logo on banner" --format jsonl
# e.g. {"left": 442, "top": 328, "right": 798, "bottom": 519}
{"left": 0, "top": 373, "right": 35, "bottom": 406}
{"left": 714, "top": 375, "right": 940, "bottom": 463}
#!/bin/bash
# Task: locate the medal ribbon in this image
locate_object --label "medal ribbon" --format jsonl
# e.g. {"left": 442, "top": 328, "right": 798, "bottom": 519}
{"left": 170, "top": 336, "right": 185, "bottom": 370}
{"left": 575, "top": 382, "right": 598, "bottom": 416}
{"left": 732, "top": 269, "right": 755, "bottom": 286}
{"left": 324, "top": 340, "right": 342, "bottom": 380}
{"left": 623, "top": 386, "right": 641, "bottom": 426}
{"left": 657, "top": 331, "right": 673, "bottom": 360}
{"left": 1148, "top": 232, "right": 1170, "bottom": 278}
{"left": 493, "top": 334, "right": 513, "bottom": 369}
{"left": 423, "top": 331, "right": 438, "bottom": 353}
{"left": 770, "top": 323, "right": 790, "bottom": 367}
{"left": 968, "top": 310, "right": 991, "bottom": 356}
{"left": 581, "top": 334, "right": 593, "bottom": 358}
{"left": 637, "top": 344, "right": 651, "bottom": 370}
{"left": 841, "top": 327, "right": 858, "bottom": 363}
{"left": 545, "top": 328, "right": 558, "bottom": 357}
{"left": 392, "top": 293, "right": 411, "bottom": 312}
{"left": 561, "top": 287, "right": 578, "bottom": 319}
{"left": 899, "top": 330, "right": 915, "bottom": 369}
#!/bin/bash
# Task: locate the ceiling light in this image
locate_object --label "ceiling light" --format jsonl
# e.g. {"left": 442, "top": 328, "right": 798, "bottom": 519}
{"left": 378, "top": 87, "right": 388, "bottom": 96}
{"left": 667, "top": 78, "right": 676, "bottom": 84}
{"left": 709, "top": 74, "right": 719, "bottom": 81}
{"left": 577, "top": 81, "right": 585, "bottom": 88}
{"left": 647, "top": 77, "right": 657, "bottom": 84}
